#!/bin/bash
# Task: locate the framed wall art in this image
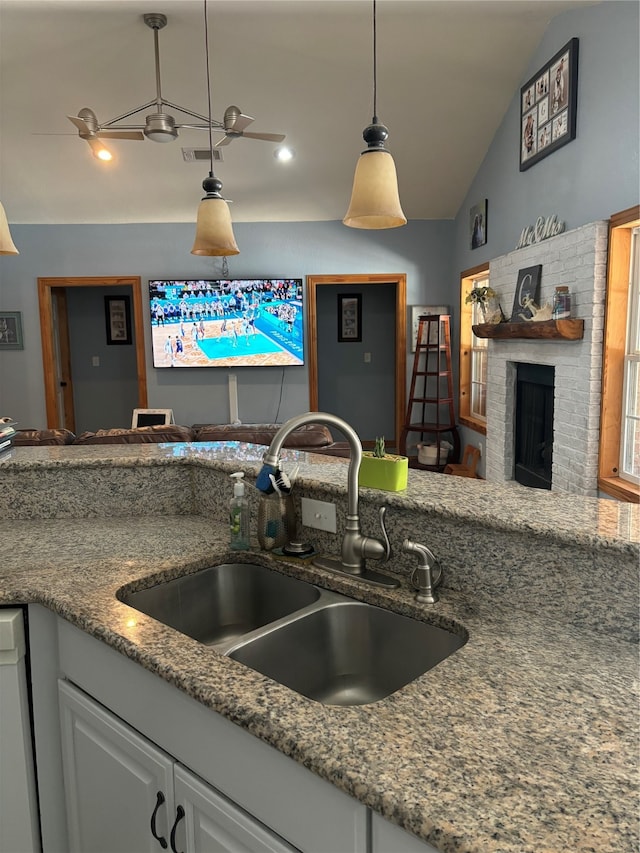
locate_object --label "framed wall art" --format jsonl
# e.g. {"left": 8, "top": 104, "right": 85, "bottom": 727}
{"left": 510, "top": 265, "right": 542, "bottom": 322}
{"left": 0, "top": 311, "right": 23, "bottom": 349}
{"left": 410, "top": 305, "right": 449, "bottom": 351}
{"left": 470, "top": 199, "right": 487, "bottom": 249}
{"left": 337, "top": 294, "right": 362, "bottom": 342}
{"left": 520, "top": 38, "right": 579, "bottom": 171}
{"left": 105, "top": 295, "right": 132, "bottom": 345}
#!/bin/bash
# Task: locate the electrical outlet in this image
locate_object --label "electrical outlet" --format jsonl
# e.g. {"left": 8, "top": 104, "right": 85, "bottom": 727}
{"left": 301, "top": 497, "right": 337, "bottom": 533}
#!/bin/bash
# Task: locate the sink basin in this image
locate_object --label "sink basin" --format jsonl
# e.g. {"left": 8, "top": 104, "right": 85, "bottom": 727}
{"left": 119, "top": 562, "right": 320, "bottom": 646}
{"left": 120, "top": 561, "right": 465, "bottom": 705}
{"left": 228, "top": 601, "right": 465, "bottom": 706}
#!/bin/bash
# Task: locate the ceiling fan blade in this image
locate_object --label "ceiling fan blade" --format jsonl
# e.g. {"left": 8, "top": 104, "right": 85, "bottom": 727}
{"left": 97, "top": 130, "right": 145, "bottom": 141}
{"left": 67, "top": 114, "right": 91, "bottom": 133}
{"left": 222, "top": 106, "right": 254, "bottom": 134}
{"left": 241, "top": 131, "right": 286, "bottom": 143}
{"left": 227, "top": 114, "right": 254, "bottom": 133}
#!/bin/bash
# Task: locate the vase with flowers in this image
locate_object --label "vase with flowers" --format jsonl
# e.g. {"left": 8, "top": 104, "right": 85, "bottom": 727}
{"left": 465, "top": 285, "right": 505, "bottom": 324}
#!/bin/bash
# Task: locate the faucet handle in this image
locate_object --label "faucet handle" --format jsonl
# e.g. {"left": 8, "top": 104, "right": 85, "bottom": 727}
{"left": 378, "top": 506, "right": 391, "bottom": 562}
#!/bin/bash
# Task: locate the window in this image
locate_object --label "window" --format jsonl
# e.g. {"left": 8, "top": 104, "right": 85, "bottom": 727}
{"left": 599, "top": 205, "right": 640, "bottom": 502}
{"left": 621, "top": 228, "right": 639, "bottom": 483}
{"left": 459, "top": 264, "right": 490, "bottom": 434}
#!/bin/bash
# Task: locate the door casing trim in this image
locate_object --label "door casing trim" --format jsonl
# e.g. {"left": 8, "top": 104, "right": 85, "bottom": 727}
{"left": 38, "top": 276, "right": 148, "bottom": 429}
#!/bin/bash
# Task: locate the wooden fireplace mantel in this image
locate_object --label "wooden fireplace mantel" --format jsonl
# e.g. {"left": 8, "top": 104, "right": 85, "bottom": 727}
{"left": 472, "top": 319, "right": 584, "bottom": 340}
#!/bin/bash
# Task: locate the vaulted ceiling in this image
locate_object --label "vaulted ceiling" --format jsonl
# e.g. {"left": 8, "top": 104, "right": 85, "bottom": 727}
{"left": 0, "top": 0, "right": 596, "bottom": 225}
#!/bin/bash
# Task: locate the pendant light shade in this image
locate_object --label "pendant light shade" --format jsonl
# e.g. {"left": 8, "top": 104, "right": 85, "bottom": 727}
{"left": 190, "top": 0, "right": 239, "bottom": 257}
{"left": 192, "top": 174, "right": 239, "bottom": 256}
{"left": 343, "top": 124, "right": 406, "bottom": 229}
{"left": 0, "top": 202, "right": 19, "bottom": 255}
{"left": 343, "top": 0, "right": 406, "bottom": 230}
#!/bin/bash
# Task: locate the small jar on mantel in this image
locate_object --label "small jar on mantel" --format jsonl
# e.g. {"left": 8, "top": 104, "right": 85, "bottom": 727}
{"left": 552, "top": 286, "right": 571, "bottom": 319}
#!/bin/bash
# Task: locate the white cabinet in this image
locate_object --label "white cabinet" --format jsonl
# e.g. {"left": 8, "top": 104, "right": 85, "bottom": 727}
{"left": 59, "top": 681, "right": 297, "bottom": 853}
{"left": 371, "top": 812, "right": 440, "bottom": 853}
{"left": 54, "top": 613, "right": 367, "bottom": 853}
{"left": 174, "top": 765, "right": 296, "bottom": 853}
{"left": 59, "top": 680, "right": 175, "bottom": 852}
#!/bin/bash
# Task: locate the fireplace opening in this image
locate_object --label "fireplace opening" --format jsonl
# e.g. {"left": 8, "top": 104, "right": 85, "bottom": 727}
{"left": 514, "top": 363, "right": 555, "bottom": 490}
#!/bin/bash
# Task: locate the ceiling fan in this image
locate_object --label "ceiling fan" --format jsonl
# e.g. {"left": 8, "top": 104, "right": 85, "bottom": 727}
{"left": 66, "top": 13, "right": 285, "bottom": 151}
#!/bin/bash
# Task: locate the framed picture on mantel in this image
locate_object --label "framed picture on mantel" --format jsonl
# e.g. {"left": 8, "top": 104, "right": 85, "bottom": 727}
{"left": 510, "top": 265, "right": 542, "bottom": 322}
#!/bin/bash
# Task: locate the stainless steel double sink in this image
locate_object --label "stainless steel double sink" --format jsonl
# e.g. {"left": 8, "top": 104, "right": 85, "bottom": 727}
{"left": 118, "top": 562, "right": 465, "bottom": 706}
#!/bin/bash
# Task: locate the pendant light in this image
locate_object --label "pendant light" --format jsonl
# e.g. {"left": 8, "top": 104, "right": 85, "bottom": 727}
{"left": 191, "top": 0, "right": 239, "bottom": 256}
{"left": 0, "top": 202, "right": 19, "bottom": 255}
{"left": 343, "top": 0, "right": 406, "bottom": 230}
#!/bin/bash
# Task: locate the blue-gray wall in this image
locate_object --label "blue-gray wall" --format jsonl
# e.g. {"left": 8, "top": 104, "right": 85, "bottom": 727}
{"left": 453, "top": 0, "right": 639, "bottom": 270}
{"left": 0, "top": 220, "right": 453, "bottom": 427}
{"left": 0, "top": 1, "right": 637, "bottom": 436}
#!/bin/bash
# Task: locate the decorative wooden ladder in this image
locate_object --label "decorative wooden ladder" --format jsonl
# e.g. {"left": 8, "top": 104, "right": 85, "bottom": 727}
{"left": 400, "top": 314, "right": 461, "bottom": 470}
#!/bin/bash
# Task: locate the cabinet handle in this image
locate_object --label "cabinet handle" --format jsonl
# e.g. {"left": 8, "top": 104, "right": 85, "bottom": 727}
{"left": 150, "top": 790, "right": 168, "bottom": 849}
{"left": 169, "top": 805, "right": 185, "bottom": 853}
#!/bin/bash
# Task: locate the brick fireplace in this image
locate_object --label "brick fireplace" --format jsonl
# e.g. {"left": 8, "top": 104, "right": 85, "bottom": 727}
{"left": 484, "top": 221, "right": 608, "bottom": 497}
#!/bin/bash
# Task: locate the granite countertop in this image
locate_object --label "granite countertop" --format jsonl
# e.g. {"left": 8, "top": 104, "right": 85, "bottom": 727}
{"left": 2, "top": 442, "right": 638, "bottom": 551}
{"left": 1, "top": 444, "right": 638, "bottom": 852}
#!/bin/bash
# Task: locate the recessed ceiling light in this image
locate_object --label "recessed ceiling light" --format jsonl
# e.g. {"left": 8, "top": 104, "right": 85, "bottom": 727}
{"left": 274, "top": 146, "right": 295, "bottom": 163}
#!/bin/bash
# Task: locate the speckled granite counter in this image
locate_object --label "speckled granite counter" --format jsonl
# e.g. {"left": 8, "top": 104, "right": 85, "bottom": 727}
{"left": 1, "top": 443, "right": 638, "bottom": 853}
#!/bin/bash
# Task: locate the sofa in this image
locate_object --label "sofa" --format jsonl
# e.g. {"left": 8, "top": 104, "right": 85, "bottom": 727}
{"left": 13, "top": 423, "right": 351, "bottom": 456}
{"left": 73, "top": 424, "right": 194, "bottom": 445}
{"left": 191, "top": 423, "right": 349, "bottom": 455}
{"left": 13, "top": 428, "right": 76, "bottom": 446}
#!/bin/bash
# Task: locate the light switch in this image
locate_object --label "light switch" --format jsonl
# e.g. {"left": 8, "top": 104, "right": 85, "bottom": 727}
{"left": 364, "top": 352, "right": 371, "bottom": 363}
{"left": 92, "top": 356, "right": 100, "bottom": 367}
{"left": 301, "top": 497, "right": 337, "bottom": 533}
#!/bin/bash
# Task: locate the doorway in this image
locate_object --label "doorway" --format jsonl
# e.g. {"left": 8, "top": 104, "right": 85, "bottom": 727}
{"left": 38, "top": 277, "right": 148, "bottom": 430}
{"left": 306, "top": 274, "right": 406, "bottom": 448}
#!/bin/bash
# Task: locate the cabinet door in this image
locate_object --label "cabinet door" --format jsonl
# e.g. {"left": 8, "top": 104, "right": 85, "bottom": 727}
{"left": 59, "top": 680, "right": 175, "bottom": 853}
{"left": 174, "top": 764, "right": 299, "bottom": 853}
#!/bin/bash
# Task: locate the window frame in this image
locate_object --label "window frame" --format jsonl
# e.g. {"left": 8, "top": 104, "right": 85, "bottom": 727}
{"left": 598, "top": 205, "right": 640, "bottom": 503}
{"left": 459, "top": 263, "right": 490, "bottom": 435}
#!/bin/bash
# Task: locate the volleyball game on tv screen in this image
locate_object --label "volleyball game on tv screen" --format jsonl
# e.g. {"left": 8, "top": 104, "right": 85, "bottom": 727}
{"left": 149, "top": 279, "right": 304, "bottom": 368}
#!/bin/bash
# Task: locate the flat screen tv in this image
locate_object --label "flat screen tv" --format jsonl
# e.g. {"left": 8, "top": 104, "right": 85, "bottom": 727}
{"left": 149, "top": 279, "right": 304, "bottom": 368}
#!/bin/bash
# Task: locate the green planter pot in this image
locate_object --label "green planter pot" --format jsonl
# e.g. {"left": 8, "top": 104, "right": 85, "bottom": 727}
{"left": 358, "top": 453, "right": 409, "bottom": 492}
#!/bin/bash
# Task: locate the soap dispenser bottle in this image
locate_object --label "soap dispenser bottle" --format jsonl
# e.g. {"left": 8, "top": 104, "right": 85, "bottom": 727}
{"left": 229, "top": 472, "right": 250, "bottom": 550}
